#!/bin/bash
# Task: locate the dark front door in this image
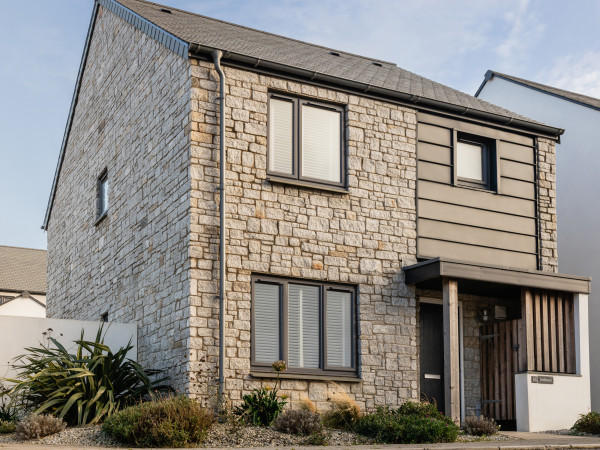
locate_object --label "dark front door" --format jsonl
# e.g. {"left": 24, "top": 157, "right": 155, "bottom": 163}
{"left": 419, "top": 302, "right": 445, "bottom": 413}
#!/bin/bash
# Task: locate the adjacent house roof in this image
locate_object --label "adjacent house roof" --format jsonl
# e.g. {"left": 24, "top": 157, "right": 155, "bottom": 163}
{"left": 475, "top": 70, "right": 600, "bottom": 112}
{"left": 42, "top": 0, "right": 563, "bottom": 229}
{"left": 0, "top": 246, "right": 47, "bottom": 295}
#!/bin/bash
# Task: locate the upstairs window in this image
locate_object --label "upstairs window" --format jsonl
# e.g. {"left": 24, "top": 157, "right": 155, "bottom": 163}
{"left": 96, "top": 170, "right": 108, "bottom": 222}
{"left": 252, "top": 275, "right": 357, "bottom": 377}
{"left": 268, "top": 93, "right": 345, "bottom": 188}
{"left": 456, "top": 133, "right": 494, "bottom": 190}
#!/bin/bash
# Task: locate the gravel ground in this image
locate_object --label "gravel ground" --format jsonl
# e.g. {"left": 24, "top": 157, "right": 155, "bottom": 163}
{"left": 456, "top": 432, "right": 514, "bottom": 442}
{"left": 0, "top": 423, "right": 514, "bottom": 447}
{"left": 0, "top": 423, "right": 372, "bottom": 448}
{"left": 543, "top": 429, "right": 600, "bottom": 437}
{"left": 0, "top": 425, "right": 119, "bottom": 447}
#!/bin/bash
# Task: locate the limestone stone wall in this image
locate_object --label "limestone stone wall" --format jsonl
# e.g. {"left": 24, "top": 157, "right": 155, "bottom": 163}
{"left": 46, "top": 6, "right": 192, "bottom": 392}
{"left": 538, "top": 138, "right": 558, "bottom": 272}
{"left": 187, "top": 59, "right": 419, "bottom": 410}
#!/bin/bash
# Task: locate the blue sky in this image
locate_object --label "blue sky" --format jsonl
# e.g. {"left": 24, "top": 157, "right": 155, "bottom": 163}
{"left": 1, "top": 0, "right": 599, "bottom": 250}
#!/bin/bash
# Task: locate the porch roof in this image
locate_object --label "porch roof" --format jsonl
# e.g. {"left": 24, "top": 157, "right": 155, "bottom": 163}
{"left": 403, "top": 258, "right": 591, "bottom": 295}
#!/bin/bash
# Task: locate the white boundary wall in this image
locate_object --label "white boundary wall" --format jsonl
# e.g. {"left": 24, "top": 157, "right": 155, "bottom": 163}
{"left": 515, "top": 293, "right": 591, "bottom": 431}
{"left": 0, "top": 316, "right": 137, "bottom": 383}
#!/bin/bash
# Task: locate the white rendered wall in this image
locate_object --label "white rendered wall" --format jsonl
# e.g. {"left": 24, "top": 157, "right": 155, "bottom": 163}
{"left": 0, "top": 297, "right": 46, "bottom": 318}
{"left": 478, "top": 78, "right": 600, "bottom": 411}
{"left": 515, "top": 294, "right": 591, "bottom": 431}
{"left": 0, "top": 316, "right": 137, "bottom": 383}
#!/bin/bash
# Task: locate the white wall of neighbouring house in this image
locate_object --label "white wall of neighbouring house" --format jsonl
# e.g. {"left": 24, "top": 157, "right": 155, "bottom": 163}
{"left": 477, "top": 77, "right": 600, "bottom": 412}
{"left": 0, "top": 296, "right": 46, "bottom": 318}
{"left": 0, "top": 316, "right": 137, "bottom": 383}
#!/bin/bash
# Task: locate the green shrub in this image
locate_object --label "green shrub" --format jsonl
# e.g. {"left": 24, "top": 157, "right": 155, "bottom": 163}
{"left": 462, "top": 414, "right": 499, "bottom": 436}
{"left": 322, "top": 390, "right": 361, "bottom": 430}
{"left": 16, "top": 414, "right": 66, "bottom": 440}
{"left": 0, "top": 420, "right": 17, "bottom": 434}
{"left": 273, "top": 409, "right": 322, "bottom": 435}
{"left": 4, "top": 326, "right": 171, "bottom": 425}
{"left": 355, "top": 402, "right": 459, "bottom": 444}
{"left": 305, "top": 429, "right": 331, "bottom": 445}
{"left": 103, "top": 396, "right": 213, "bottom": 448}
{"left": 235, "top": 361, "right": 287, "bottom": 426}
{"left": 573, "top": 411, "right": 600, "bottom": 435}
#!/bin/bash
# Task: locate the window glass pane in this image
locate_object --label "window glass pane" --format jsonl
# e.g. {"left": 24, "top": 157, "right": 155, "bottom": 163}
{"left": 301, "top": 105, "right": 341, "bottom": 183}
{"left": 269, "top": 98, "right": 294, "bottom": 175}
{"left": 254, "top": 282, "right": 280, "bottom": 363}
{"left": 457, "top": 141, "right": 484, "bottom": 181}
{"left": 326, "top": 290, "right": 352, "bottom": 368}
{"left": 288, "top": 284, "right": 320, "bottom": 368}
{"left": 99, "top": 178, "right": 108, "bottom": 215}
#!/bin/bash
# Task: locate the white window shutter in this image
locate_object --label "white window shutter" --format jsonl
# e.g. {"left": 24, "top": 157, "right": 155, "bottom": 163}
{"left": 254, "top": 282, "right": 280, "bottom": 363}
{"left": 326, "top": 290, "right": 352, "bottom": 367}
{"left": 288, "top": 284, "right": 320, "bottom": 368}
{"left": 268, "top": 98, "right": 294, "bottom": 174}
{"left": 301, "top": 105, "right": 341, "bottom": 183}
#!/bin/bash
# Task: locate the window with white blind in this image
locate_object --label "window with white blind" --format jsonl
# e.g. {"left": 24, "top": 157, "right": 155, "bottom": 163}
{"left": 455, "top": 133, "right": 494, "bottom": 190}
{"left": 251, "top": 276, "right": 357, "bottom": 376}
{"left": 267, "top": 93, "right": 345, "bottom": 188}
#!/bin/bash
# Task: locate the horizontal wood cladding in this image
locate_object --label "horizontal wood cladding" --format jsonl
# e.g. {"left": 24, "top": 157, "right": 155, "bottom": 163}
{"left": 417, "top": 113, "right": 538, "bottom": 269}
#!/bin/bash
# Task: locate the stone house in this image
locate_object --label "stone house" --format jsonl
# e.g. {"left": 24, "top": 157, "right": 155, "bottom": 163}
{"left": 43, "top": 0, "right": 591, "bottom": 432}
{"left": 0, "top": 245, "right": 47, "bottom": 318}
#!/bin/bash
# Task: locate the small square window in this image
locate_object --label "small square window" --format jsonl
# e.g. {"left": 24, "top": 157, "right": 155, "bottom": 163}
{"left": 268, "top": 93, "right": 345, "bottom": 188}
{"left": 456, "top": 134, "right": 494, "bottom": 190}
{"left": 97, "top": 170, "right": 108, "bottom": 221}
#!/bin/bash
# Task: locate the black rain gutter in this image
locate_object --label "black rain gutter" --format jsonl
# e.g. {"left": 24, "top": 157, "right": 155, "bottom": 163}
{"left": 41, "top": 1, "right": 99, "bottom": 230}
{"left": 189, "top": 44, "right": 564, "bottom": 140}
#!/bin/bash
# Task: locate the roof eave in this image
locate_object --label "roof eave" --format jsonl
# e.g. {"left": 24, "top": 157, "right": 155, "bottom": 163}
{"left": 190, "top": 45, "right": 563, "bottom": 140}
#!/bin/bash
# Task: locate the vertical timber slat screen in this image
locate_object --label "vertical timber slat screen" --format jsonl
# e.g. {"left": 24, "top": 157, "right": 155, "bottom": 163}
{"left": 480, "top": 289, "right": 576, "bottom": 420}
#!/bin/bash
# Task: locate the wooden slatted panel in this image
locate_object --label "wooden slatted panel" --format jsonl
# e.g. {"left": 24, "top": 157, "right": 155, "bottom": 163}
{"left": 557, "top": 293, "right": 565, "bottom": 373}
{"left": 549, "top": 294, "right": 557, "bottom": 372}
{"left": 522, "top": 288, "right": 576, "bottom": 374}
{"left": 480, "top": 320, "right": 519, "bottom": 421}
{"left": 534, "top": 290, "right": 543, "bottom": 370}
{"left": 542, "top": 291, "right": 550, "bottom": 372}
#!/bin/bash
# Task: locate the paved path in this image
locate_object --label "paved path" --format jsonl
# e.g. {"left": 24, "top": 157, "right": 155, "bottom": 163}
{"left": 1, "top": 432, "right": 600, "bottom": 449}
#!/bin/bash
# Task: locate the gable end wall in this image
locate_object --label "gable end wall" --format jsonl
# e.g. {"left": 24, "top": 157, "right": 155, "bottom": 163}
{"left": 46, "top": 5, "right": 193, "bottom": 392}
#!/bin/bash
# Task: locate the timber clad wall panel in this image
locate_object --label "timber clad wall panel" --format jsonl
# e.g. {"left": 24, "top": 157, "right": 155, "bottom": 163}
{"left": 419, "top": 239, "right": 538, "bottom": 269}
{"left": 418, "top": 199, "right": 537, "bottom": 235}
{"left": 417, "top": 114, "right": 538, "bottom": 268}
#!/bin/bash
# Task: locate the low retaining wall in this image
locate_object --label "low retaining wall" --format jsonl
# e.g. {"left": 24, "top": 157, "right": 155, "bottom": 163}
{"left": 0, "top": 316, "right": 137, "bottom": 383}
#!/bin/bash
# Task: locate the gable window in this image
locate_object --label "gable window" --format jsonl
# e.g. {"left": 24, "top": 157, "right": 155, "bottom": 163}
{"left": 455, "top": 133, "right": 495, "bottom": 190}
{"left": 268, "top": 93, "right": 345, "bottom": 188}
{"left": 96, "top": 170, "right": 108, "bottom": 223}
{"left": 252, "top": 275, "right": 357, "bottom": 377}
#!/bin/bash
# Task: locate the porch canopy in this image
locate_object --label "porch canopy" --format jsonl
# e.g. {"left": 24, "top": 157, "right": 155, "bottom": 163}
{"left": 403, "top": 257, "right": 591, "bottom": 426}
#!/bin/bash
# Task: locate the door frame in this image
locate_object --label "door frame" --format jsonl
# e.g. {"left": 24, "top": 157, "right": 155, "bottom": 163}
{"left": 420, "top": 297, "right": 465, "bottom": 422}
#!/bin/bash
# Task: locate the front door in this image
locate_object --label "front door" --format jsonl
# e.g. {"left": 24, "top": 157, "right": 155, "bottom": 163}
{"left": 419, "top": 302, "right": 445, "bottom": 413}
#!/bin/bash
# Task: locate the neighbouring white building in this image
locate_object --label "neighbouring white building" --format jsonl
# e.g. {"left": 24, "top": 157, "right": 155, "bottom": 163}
{"left": 0, "top": 246, "right": 47, "bottom": 318}
{"left": 476, "top": 71, "right": 600, "bottom": 411}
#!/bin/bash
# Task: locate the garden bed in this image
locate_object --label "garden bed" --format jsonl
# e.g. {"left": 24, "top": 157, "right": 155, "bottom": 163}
{"left": 0, "top": 422, "right": 371, "bottom": 447}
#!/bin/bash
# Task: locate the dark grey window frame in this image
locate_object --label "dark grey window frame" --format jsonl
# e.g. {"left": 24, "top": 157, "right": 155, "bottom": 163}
{"left": 251, "top": 274, "right": 358, "bottom": 378}
{"left": 266, "top": 92, "right": 347, "bottom": 190}
{"left": 453, "top": 132, "right": 497, "bottom": 191}
{"left": 95, "top": 169, "right": 108, "bottom": 225}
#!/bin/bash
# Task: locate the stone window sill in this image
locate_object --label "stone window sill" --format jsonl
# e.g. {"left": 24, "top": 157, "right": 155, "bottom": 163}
{"left": 249, "top": 371, "right": 361, "bottom": 383}
{"left": 266, "top": 176, "right": 349, "bottom": 194}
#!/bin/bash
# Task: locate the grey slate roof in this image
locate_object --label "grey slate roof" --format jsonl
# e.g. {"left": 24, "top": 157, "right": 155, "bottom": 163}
{"left": 0, "top": 246, "right": 47, "bottom": 294}
{"left": 114, "top": 0, "right": 548, "bottom": 129}
{"left": 477, "top": 70, "right": 600, "bottom": 111}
